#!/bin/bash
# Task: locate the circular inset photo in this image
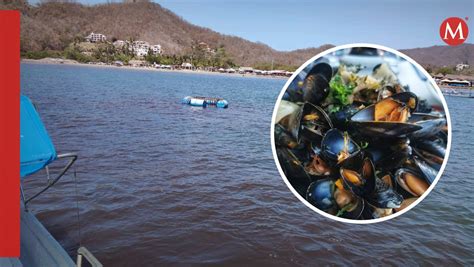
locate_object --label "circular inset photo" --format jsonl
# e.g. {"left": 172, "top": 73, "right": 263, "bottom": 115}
{"left": 271, "top": 44, "right": 451, "bottom": 223}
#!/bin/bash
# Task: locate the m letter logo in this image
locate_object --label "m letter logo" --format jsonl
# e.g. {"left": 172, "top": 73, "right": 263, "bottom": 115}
{"left": 440, "top": 17, "right": 469, "bottom": 46}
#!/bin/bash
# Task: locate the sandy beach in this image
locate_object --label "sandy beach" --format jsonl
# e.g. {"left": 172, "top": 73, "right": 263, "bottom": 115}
{"left": 21, "top": 58, "right": 289, "bottom": 80}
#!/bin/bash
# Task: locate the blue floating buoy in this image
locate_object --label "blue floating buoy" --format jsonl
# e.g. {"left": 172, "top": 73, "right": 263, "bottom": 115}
{"left": 182, "top": 96, "right": 228, "bottom": 108}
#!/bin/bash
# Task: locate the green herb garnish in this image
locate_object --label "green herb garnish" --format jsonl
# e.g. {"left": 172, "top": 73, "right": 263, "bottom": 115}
{"left": 328, "top": 74, "right": 355, "bottom": 112}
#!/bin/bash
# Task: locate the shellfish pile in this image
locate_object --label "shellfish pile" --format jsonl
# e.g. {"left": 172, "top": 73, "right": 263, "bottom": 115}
{"left": 274, "top": 62, "right": 448, "bottom": 220}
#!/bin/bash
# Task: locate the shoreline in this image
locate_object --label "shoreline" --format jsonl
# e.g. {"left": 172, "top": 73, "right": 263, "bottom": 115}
{"left": 21, "top": 58, "right": 289, "bottom": 80}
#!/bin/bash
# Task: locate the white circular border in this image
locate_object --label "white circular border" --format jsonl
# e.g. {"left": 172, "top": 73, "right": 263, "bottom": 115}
{"left": 270, "top": 43, "right": 452, "bottom": 224}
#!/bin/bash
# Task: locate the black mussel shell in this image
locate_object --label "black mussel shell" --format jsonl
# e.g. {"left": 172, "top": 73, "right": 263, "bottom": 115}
{"left": 408, "top": 113, "right": 446, "bottom": 139}
{"left": 320, "top": 129, "right": 361, "bottom": 167}
{"left": 302, "top": 63, "right": 333, "bottom": 105}
{"left": 412, "top": 150, "right": 439, "bottom": 184}
{"left": 343, "top": 198, "right": 365, "bottom": 219}
{"left": 350, "top": 93, "right": 422, "bottom": 138}
{"left": 306, "top": 179, "right": 337, "bottom": 213}
{"left": 413, "top": 139, "right": 446, "bottom": 159}
{"left": 287, "top": 102, "right": 333, "bottom": 144}
{"left": 394, "top": 168, "right": 430, "bottom": 197}
{"left": 329, "top": 104, "right": 361, "bottom": 131}
{"left": 390, "top": 92, "right": 418, "bottom": 112}
{"left": 274, "top": 124, "right": 301, "bottom": 149}
{"left": 276, "top": 147, "right": 311, "bottom": 196}
{"left": 365, "top": 139, "right": 411, "bottom": 172}
{"left": 366, "top": 177, "right": 403, "bottom": 209}
{"left": 335, "top": 192, "right": 365, "bottom": 220}
{"left": 303, "top": 74, "right": 330, "bottom": 105}
{"left": 306, "top": 62, "right": 333, "bottom": 83}
{"left": 350, "top": 121, "right": 422, "bottom": 138}
{"left": 285, "top": 84, "right": 305, "bottom": 103}
{"left": 340, "top": 157, "right": 376, "bottom": 197}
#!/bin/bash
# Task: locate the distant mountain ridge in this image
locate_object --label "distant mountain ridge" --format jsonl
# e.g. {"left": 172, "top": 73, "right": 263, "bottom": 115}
{"left": 2, "top": 1, "right": 473, "bottom": 67}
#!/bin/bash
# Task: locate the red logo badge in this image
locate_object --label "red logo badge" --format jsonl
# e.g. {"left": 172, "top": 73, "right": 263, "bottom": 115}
{"left": 440, "top": 17, "right": 469, "bottom": 46}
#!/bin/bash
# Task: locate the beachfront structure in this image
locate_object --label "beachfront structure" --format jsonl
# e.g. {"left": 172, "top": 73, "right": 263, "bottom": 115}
{"left": 86, "top": 32, "right": 107, "bottom": 43}
{"left": 181, "top": 62, "right": 193, "bottom": 69}
{"left": 456, "top": 63, "right": 470, "bottom": 71}
{"left": 438, "top": 74, "right": 473, "bottom": 87}
{"left": 239, "top": 67, "right": 254, "bottom": 74}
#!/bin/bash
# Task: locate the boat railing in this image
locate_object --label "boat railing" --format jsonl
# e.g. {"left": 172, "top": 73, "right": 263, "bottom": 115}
{"left": 77, "top": 246, "right": 103, "bottom": 267}
{"left": 21, "top": 152, "right": 78, "bottom": 210}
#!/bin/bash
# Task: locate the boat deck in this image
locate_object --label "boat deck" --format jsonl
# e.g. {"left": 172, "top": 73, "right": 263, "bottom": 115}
{"left": 0, "top": 206, "right": 75, "bottom": 267}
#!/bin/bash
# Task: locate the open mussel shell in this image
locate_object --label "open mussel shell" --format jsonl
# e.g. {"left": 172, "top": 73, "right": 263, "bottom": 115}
{"left": 395, "top": 168, "right": 430, "bottom": 197}
{"left": 287, "top": 102, "right": 333, "bottom": 144}
{"left": 306, "top": 179, "right": 337, "bottom": 214}
{"left": 412, "top": 150, "right": 438, "bottom": 184}
{"left": 320, "top": 129, "right": 361, "bottom": 167}
{"left": 377, "top": 84, "right": 405, "bottom": 101}
{"left": 334, "top": 188, "right": 365, "bottom": 219}
{"left": 366, "top": 176, "right": 403, "bottom": 209}
{"left": 389, "top": 92, "right": 418, "bottom": 112}
{"left": 302, "top": 63, "right": 333, "bottom": 105}
{"left": 408, "top": 113, "right": 447, "bottom": 139}
{"left": 304, "top": 154, "right": 333, "bottom": 180}
{"left": 340, "top": 157, "right": 376, "bottom": 198}
{"left": 350, "top": 93, "right": 422, "bottom": 138}
{"left": 275, "top": 100, "right": 300, "bottom": 125}
{"left": 274, "top": 124, "right": 300, "bottom": 149}
{"left": 276, "top": 147, "right": 311, "bottom": 196}
{"left": 341, "top": 197, "right": 365, "bottom": 219}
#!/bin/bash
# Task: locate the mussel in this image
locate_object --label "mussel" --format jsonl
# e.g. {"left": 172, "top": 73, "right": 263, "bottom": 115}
{"left": 276, "top": 147, "right": 311, "bottom": 196}
{"left": 320, "top": 129, "right": 361, "bottom": 167}
{"left": 408, "top": 113, "right": 447, "bottom": 139}
{"left": 365, "top": 138, "right": 411, "bottom": 171}
{"left": 339, "top": 157, "right": 375, "bottom": 197}
{"left": 306, "top": 179, "right": 337, "bottom": 214}
{"left": 274, "top": 123, "right": 300, "bottom": 149}
{"left": 275, "top": 60, "right": 447, "bottom": 221}
{"left": 366, "top": 175, "right": 403, "bottom": 209}
{"left": 275, "top": 100, "right": 300, "bottom": 125}
{"left": 350, "top": 92, "right": 422, "bottom": 138}
{"left": 395, "top": 168, "right": 430, "bottom": 197}
{"left": 286, "top": 102, "right": 333, "bottom": 144}
{"left": 302, "top": 63, "right": 333, "bottom": 105}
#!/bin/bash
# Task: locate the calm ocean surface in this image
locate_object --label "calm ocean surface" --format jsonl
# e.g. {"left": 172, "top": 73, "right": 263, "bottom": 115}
{"left": 21, "top": 63, "right": 473, "bottom": 266}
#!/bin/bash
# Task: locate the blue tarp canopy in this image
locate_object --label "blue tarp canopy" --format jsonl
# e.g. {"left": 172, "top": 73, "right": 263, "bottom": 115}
{"left": 20, "top": 95, "right": 57, "bottom": 178}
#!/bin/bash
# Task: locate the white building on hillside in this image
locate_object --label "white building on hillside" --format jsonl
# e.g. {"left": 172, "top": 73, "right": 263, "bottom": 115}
{"left": 86, "top": 32, "right": 107, "bottom": 43}
{"left": 131, "top": 41, "right": 150, "bottom": 57}
{"left": 150, "top": 44, "right": 162, "bottom": 55}
{"left": 456, "top": 63, "right": 470, "bottom": 71}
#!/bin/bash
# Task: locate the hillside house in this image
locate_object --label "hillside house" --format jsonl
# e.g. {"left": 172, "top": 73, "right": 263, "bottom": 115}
{"left": 86, "top": 32, "right": 107, "bottom": 43}
{"left": 150, "top": 44, "right": 162, "bottom": 55}
{"left": 131, "top": 41, "right": 150, "bottom": 57}
{"left": 456, "top": 63, "right": 470, "bottom": 71}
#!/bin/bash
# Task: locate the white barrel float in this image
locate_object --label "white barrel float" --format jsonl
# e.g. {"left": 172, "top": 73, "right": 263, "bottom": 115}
{"left": 182, "top": 96, "right": 229, "bottom": 108}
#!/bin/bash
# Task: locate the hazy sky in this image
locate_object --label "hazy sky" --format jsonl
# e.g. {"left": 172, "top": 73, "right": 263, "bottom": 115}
{"left": 28, "top": 0, "right": 473, "bottom": 51}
